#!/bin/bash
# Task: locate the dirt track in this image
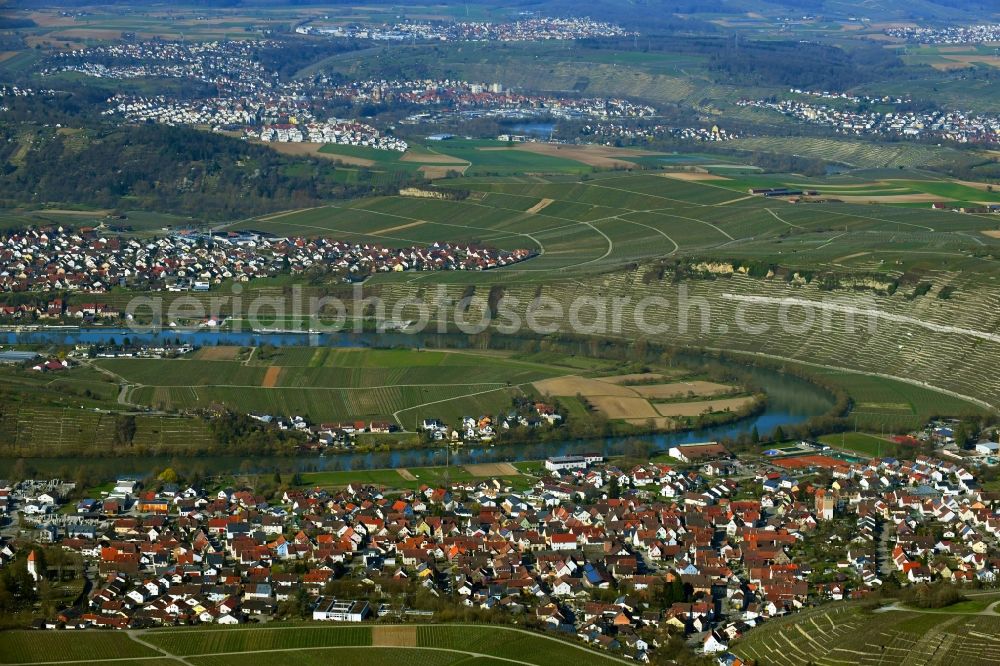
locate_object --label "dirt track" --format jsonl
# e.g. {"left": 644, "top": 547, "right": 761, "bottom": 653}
{"left": 371, "top": 220, "right": 426, "bottom": 235}
{"left": 832, "top": 193, "right": 949, "bottom": 204}
{"left": 258, "top": 207, "right": 321, "bottom": 222}
{"left": 261, "top": 366, "right": 283, "bottom": 388}
{"left": 372, "top": 625, "right": 417, "bottom": 647}
{"left": 526, "top": 198, "right": 555, "bottom": 214}
{"left": 662, "top": 172, "right": 730, "bottom": 181}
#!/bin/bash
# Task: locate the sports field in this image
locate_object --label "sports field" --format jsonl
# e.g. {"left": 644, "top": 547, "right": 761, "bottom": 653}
{"left": 818, "top": 432, "right": 901, "bottom": 457}
{"left": 0, "top": 624, "right": 630, "bottom": 666}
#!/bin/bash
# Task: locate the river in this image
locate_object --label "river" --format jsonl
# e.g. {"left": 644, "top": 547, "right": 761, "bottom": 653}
{"left": 1, "top": 328, "right": 834, "bottom": 479}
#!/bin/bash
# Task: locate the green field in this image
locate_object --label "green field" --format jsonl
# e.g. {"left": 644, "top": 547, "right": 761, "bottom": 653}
{"left": 318, "top": 139, "right": 614, "bottom": 177}
{"left": 318, "top": 144, "right": 423, "bottom": 172}
{"left": 144, "top": 624, "right": 373, "bottom": 655}
{"left": 806, "top": 370, "right": 985, "bottom": 432}
{"left": 417, "top": 139, "right": 596, "bottom": 176}
{"left": 0, "top": 403, "right": 217, "bottom": 458}
{"left": 190, "top": 649, "right": 481, "bottom": 666}
{"left": 901, "top": 592, "right": 1000, "bottom": 615}
{"left": 417, "top": 625, "right": 627, "bottom": 666}
{"left": 99, "top": 347, "right": 572, "bottom": 426}
{"left": 0, "top": 631, "right": 158, "bottom": 664}
{"left": 0, "top": 624, "right": 630, "bottom": 666}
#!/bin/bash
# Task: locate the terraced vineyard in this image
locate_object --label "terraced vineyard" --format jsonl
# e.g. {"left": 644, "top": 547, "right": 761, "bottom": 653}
{"left": 239, "top": 170, "right": 1000, "bottom": 285}
{"left": 363, "top": 265, "right": 997, "bottom": 416}
{"left": 732, "top": 604, "right": 1000, "bottom": 666}
{"left": 728, "top": 137, "right": 979, "bottom": 170}
{"left": 0, "top": 404, "right": 215, "bottom": 457}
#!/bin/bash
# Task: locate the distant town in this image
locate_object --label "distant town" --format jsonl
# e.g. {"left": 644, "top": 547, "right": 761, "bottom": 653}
{"left": 44, "top": 40, "right": 280, "bottom": 95}
{"left": 885, "top": 23, "right": 1000, "bottom": 44}
{"left": 295, "top": 16, "right": 635, "bottom": 42}
{"left": 43, "top": 41, "right": 660, "bottom": 148}
{"left": 738, "top": 90, "right": 1000, "bottom": 145}
{"left": 0, "top": 227, "right": 535, "bottom": 294}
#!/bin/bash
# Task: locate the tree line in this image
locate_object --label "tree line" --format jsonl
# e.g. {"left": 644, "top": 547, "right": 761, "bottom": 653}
{"left": 0, "top": 123, "right": 421, "bottom": 220}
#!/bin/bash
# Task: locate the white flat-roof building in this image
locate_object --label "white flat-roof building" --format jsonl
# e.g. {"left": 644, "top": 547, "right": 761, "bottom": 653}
{"left": 545, "top": 456, "right": 587, "bottom": 472}
{"left": 975, "top": 441, "right": 999, "bottom": 456}
{"left": 312, "top": 597, "right": 370, "bottom": 622}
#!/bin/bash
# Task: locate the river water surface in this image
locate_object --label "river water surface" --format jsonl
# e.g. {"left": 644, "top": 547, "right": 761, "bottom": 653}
{"left": 1, "top": 328, "right": 834, "bottom": 478}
